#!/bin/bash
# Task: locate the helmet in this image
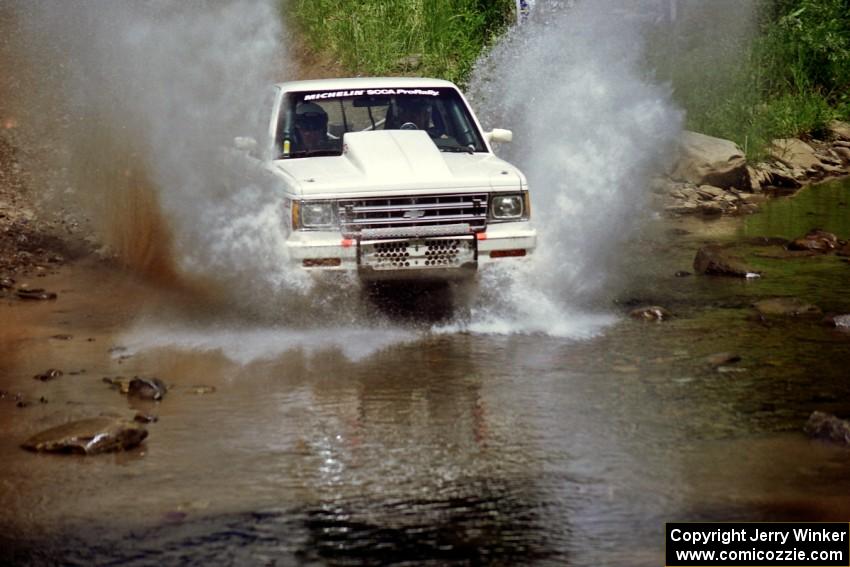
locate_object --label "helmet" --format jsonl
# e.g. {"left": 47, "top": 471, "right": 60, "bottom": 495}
{"left": 295, "top": 102, "right": 328, "bottom": 131}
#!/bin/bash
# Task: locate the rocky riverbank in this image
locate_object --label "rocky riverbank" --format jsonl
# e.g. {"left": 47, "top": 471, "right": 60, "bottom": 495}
{"left": 0, "top": 130, "right": 93, "bottom": 299}
{"left": 654, "top": 121, "right": 850, "bottom": 217}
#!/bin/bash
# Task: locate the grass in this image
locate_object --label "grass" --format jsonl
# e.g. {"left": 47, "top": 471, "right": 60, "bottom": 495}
{"left": 287, "top": 0, "right": 513, "bottom": 86}
{"left": 289, "top": 0, "right": 848, "bottom": 159}
{"left": 658, "top": 0, "right": 850, "bottom": 159}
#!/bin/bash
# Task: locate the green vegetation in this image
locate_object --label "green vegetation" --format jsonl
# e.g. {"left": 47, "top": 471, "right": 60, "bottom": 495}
{"left": 289, "top": 0, "right": 514, "bottom": 86}
{"left": 662, "top": 0, "right": 850, "bottom": 159}
{"left": 289, "top": 0, "right": 848, "bottom": 159}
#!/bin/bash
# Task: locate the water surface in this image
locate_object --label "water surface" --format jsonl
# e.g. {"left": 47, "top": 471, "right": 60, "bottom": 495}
{"left": 2, "top": 179, "right": 850, "bottom": 566}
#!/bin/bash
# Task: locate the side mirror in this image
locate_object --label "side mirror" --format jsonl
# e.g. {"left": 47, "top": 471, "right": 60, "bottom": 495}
{"left": 234, "top": 136, "right": 259, "bottom": 155}
{"left": 485, "top": 128, "right": 513, "bottom": 144}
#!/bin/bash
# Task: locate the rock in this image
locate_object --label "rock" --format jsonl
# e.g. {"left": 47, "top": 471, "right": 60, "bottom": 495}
{"left": 816, "top": 151, "right": 841, "bottom": 166}
{"left": 804, "top": 411, "right": 850, "bottom": 445}
{"left": 696, "top": 184, "right": 725, "bottom": 200}
{"left": 823, "top": 314, "right": 850, "bottom": 328}
{"left": 0, "top": 277, "right": 14, "bottom": 289}
{"left": 698, "top": 203, "right": 724, "bottom": 216}
{"left": 765, "top": 166, "right": 803, "bottom": 189}
{"left": 787, "top": 229, "right": 838, "bottom": 252}
{"left": 134, "top": 412, "right": 158, "bottom": 424}
{"left": 746, "top": 165, "right": 770, "bottom": 192}
{"left": 738, "top": 193, "right": 768, "bottom": 205}
{"left": 706, "top": 352, "right": 741, "bottom": 366}
{"left": 834, "top": 147, "right": 850, "bottom": 162}
{"left": 629, "top": 306, "right": 672, "bottom": 321}
{"left": 21, "top": 417, "right": 148, "bottom": 454}
{"left": 827, "top": 120, "right": 850, "bottom": 141}
{"left": 769, "top": 138, "right": 824, "bottom": 171}
{"left": 128, "top": 377, "right": 167, "bottom": 401}
{"left": 693, "top": 245, "right": 759, "bottom": 277}
{"left": 103, "top": 376, "right": 132, "bottom": 394}
{"left": 33, "top": 369, "right": 63, "bottom": 381}
{"left": 664, "top": 201, "right": 699, "bottom": 214}
{"left": 16, "top": 288, "right": 57, "bottom": 300}
{"left": 671, "top": 131, "right": 749, "bottom": 189}
{"left": 752, "top": 297, "right": 822, "bottom": 317}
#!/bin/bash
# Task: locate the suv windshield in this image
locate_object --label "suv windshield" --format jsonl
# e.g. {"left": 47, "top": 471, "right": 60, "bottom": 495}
{"left": 276, "top": 87, "right": 487, "bottom": 158}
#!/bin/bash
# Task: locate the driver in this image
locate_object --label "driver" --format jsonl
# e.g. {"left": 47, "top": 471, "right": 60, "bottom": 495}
{"left": 294, "top": 102, "right": 330, "bottom": 151}
{"left": 394, "top": 97, "right": 431, "bottom": 130}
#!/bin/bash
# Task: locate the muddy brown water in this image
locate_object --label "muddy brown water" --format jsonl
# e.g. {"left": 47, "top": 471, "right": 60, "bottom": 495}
{"left": 2, "top": 179, "right": 850, "bottom": 566}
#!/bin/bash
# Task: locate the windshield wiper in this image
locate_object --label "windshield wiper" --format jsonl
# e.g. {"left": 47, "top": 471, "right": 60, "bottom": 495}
{"left": 287, "top": 148, "right": 341, "bottom": 158}
{"left": 439, "top": 145, "right": 476, "bottom": 154}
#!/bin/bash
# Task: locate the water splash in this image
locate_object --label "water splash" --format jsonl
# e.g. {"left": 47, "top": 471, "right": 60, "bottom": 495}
{"left": 8, "top": 0, "right": 686, "bottom": 343}
{"left": 465, "top": 0, "right": 683, "bottom": 336}
{"left": 120, "top": 322, "right": 419, "bottom": 365}
{"left": 9, "top": 0, "right": 312, "bottom": 307}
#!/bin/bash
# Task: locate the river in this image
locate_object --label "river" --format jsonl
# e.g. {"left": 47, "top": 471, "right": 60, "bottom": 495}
{"left": 1, "top": 178, "right": 849, "bottom": 566}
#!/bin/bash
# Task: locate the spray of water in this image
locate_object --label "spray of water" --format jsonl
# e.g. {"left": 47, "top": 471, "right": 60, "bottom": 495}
{"left": 7, "top": 0, "right": 694, "bottom": 355}
{"left": 8, "top": 0, "right": 322, "bottom": 314}
{"left": 463, "top": 0, "right": 684, "bottom": 336}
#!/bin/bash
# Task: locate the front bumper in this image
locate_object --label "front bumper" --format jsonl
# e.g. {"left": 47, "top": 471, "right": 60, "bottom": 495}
{"left": 285, "top": 221, "right": 536, "bottom": 278}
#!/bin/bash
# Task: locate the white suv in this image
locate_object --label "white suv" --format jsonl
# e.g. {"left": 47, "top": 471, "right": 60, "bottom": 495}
{"left": 243, "top": 77, "right": 535, "bottom": 280}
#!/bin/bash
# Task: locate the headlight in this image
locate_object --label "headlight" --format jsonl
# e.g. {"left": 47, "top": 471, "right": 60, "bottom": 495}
{"left": 490, "top": 193, "right": 525, "bottom": 220}
{"left": 294, "top": 201, "right": 337, "bottom": 229}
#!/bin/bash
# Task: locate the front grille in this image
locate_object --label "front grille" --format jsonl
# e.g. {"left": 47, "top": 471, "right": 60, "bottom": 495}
{"left": 338, "top": 193, "right": 488, "bottom": 237}
{"left": 360, "top": 237, "right": 476, "bottom": 271}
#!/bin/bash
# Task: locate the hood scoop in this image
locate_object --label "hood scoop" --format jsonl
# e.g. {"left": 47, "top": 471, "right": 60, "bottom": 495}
{"left": 341, "top": 130, "right": 453, "bottom": 184}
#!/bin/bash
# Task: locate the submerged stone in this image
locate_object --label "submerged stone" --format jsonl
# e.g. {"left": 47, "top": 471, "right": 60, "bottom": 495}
{"left": 753, "top": 298, "right": 822, "bottom": 317}
{"left": 693, "top": 245, "right": 759, "bottom": 277}
{"left": 134, "top": 412, "right": 158, "bottom": 424}
{"left": 33, "top": 369, "right": 63, "bottom": 381}
{"left": 103, "top": 376, "right": 131, "bottom": 394}
{"left": 823, "top": 314, "right": 850, "bottom": 328}
{"left": 16, "top": 288, "right": 57, "bottom": 300}
{"left": 705, "top": 352, "right": 741, "bottom": 366}
{"left": 787, "top": 229, "right": 838, "bottom": 253}
{"left": 128, "top": 377, "right": 167, "bottom": 401}
{"left": 804, "top": 411, "right": 850, "bottom": 446}
{"left": 629, "top": 306, "right": 672, "bottom": 321}
{"left": 21, "top": 417, "right": 148, "bottom": 455}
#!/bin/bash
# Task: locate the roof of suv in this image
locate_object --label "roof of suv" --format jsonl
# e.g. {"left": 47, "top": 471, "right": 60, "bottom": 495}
{"left": 275, "top": 77, "right": 458, "bottom": 92}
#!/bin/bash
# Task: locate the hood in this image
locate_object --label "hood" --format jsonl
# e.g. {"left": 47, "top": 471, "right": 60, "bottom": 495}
{"left": 271, "top": 130, "right": 524, "bottom": 197}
